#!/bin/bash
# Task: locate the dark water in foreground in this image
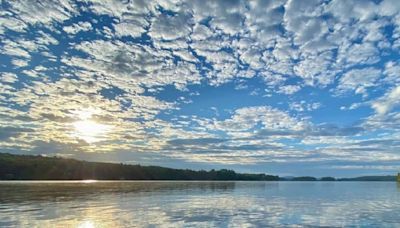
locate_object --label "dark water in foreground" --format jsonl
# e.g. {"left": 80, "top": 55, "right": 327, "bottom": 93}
{"left": 0, "top": 181, "right": 399, "bottom": 227}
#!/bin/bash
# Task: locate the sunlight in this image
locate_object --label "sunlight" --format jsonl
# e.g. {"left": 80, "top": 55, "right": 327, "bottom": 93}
{"left": 77, "top": 221, "right": 95, "bottom": 228}
{"left": 71, "top": 109, "right": 112, "bottom": 143}
{"left": 81, "top": 179, "right": 98, "bottom": 183}
{"left": 73, "top": 120, "right": 111, "bottom": 143}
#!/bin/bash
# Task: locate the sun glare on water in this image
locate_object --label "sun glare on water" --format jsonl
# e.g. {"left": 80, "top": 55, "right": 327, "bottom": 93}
{"left": 77, "top": 221, "right": 96, "bottom": 228}
{"left": 81, "top": 179, "right": 98, "bottom": 183}
{"left": 71, "top": 109, "right": 112, "bottom": 143}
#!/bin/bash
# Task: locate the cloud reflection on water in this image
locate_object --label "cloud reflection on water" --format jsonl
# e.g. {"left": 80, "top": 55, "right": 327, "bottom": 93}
{"left": 0, "top": 181, "right": 399, "bottom": 227}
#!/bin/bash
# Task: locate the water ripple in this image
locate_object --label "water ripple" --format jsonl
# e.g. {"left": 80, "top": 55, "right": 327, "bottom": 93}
{"left": 0, "top": 181, "right": 399, "bottom": 227}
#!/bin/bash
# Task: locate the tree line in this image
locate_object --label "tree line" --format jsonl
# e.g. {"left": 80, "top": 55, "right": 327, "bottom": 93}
{"left": 0, "top": 153, "right": 279, "bottom": 181}
{"left": 1, "top": 153, "right": 397, "bottom": 181}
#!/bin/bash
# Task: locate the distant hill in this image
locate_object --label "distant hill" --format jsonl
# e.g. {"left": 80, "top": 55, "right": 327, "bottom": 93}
{"left": 282, "top": 175, "right": 396, "bottom": 182}
{"left": 0, "top": 153, "right": 279, "bottom": 181}
{"left": 337, "top": 176, "right": 397, "bottom": 181}
{"left": 291, "top": 176, "right": 318, "bottom": 181}
{"left": 0, "top": 153, "right": 397, "bottom": 181}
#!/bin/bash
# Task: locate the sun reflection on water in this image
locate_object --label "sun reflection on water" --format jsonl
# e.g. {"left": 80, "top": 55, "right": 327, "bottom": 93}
{"left": 77, "top": 221, "right": 95, "bottom": 228}
{"left": 1, "top": 182, "right": 399, "bottom": 227}
{"left": 81, "top": 180, "right": 98, "bottom": 184}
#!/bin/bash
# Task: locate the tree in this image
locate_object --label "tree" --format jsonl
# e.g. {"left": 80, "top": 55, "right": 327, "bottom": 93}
{"left": 320, "top": 177, "right": 335, "bottom": 181}
{"left": 0, "top": 153, "right": 280, "bottom": 181}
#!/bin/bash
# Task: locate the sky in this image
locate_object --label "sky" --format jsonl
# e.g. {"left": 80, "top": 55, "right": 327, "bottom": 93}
{"left": 1, "top": 0, "right": 400, "bottom": 177}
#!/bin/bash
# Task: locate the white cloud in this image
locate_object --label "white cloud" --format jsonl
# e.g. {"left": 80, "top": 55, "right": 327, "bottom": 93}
{"left": 189, "top": 0, "right": 247, "bottom": 35}
{"left": 2, "top": 0, "right": 399, "bottom": 93}
{"left": 383, "top": 61, "right": 400, "bottom": 85}
{"left": 11, "top": 58, "right": 29, "bottom": 68}
{"left": 278, "top": 85, "right": 301, "bottom": 95}
{"left": 63, "top": 21, "right": 92, "bottom": 34}
{"left": 371, "top": 86, "right": 400, "bottom": 115}
{"left": 212, "top": 106, "right": 309, "bottom": 135}
{"left": 149, "top": 11, "right": 193, "bottom": 41}
{"left": 339, "top": 42, "right": 380, "bottom": 66}
{"left": 66, "top": 40, "right": 201, "bottom": 90}
{"left": 6, "top": 0, "right": 77, "bottom": 26}
{"left": 114, "top": 20, "right": 147, "bottom": 38}
{"left": 337, "top": 67, "right": 382, "bottom": 96}
{"left": 191, "top": 24, "right": 213, "bottom": 41}
{"left": 0, "top": 73, "right": 18, "bottom": 84}
{"left": 289, "top": 101, "right": 322, "bottom": 112}
{"left": 87, "top": 0, "right": 155, "bottom": 18}
{"left": 1, "top": 40, "right": 31, "bottom": 58}
{"left": 0, "top": 11, "right": 27, "bottom": 34}
{"left": 326, "top": 0, "right": 377, "bottom": 22}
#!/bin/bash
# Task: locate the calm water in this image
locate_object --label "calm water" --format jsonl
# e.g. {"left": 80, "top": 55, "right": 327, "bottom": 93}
{"left": 0, "top": 181, "right": 399, "bottom": 227}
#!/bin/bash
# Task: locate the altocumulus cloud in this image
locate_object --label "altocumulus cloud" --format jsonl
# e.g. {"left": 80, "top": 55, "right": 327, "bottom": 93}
{"left": 1, "top": 0, "right": 400, "bottom": 176}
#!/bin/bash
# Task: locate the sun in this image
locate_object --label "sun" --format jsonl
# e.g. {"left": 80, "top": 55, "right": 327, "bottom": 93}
{"left": 71, "top": 109, "right": 112, "bottom": 143}
{"left": 73, "top": 120, "right": 111, "bottom": 143}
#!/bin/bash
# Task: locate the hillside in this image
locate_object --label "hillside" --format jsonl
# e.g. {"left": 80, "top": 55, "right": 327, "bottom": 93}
{"left": 0, "top": 153, "right": 397, "bottom": 181}
{"left": 0, "top": 153, "right": 279, "bottom": 181}
{"left": 338, "top": 175, "right": 397, "bottom": 181}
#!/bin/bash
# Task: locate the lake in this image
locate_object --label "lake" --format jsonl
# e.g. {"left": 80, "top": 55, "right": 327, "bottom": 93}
{"left": 0, "top": 181, "right": 399, "bottom": 227}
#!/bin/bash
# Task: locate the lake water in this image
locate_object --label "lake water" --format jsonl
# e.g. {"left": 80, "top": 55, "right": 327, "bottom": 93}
{"left": 0, "top": 181, "right": 399, "bottom": 227}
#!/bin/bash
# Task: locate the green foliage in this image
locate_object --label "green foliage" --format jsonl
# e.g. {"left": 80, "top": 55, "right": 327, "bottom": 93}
{"left": 0, "top": 153, "right": 279, "bottom": 181}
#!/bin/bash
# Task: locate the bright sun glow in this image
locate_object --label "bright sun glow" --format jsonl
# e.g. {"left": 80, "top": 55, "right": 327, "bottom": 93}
{"left": 71, "top": 109, "right": 112, "bottom": 143}
{"left": 73, "top": 120, "right": 111, "bottom": 143}
{"left": 81, "top": 179, "right": 98, "bottom": 183}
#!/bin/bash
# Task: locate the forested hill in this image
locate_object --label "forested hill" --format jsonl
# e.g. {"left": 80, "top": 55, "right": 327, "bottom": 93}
{"left": 1, "top": 153, "right": 397, "bottom": 181}
{"left": 0, "top": 153, "right": 279, "bottom": 181}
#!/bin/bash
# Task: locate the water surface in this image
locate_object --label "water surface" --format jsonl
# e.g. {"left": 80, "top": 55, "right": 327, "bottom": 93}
{"left": 0, "top": 181, "right": 399, "bottom": 227}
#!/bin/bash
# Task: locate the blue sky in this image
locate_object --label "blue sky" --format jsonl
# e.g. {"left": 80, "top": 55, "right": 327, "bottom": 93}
{"left": 1, "top": 0, "right": 400, "bottom": 177}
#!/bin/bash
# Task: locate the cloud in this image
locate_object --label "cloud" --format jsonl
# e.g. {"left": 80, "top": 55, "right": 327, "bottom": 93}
{"left": 340, "top": 42, "right": 380, "bottom": 66}
{"left": 0, "top": 126, "right": 33, "bottom": 140}
{"left": 309, "top": 124, "right": 364, "bottom": 137}
{"left": 63, "top": 21, "right": 92, "bottom": 34}
{"left": 289, "top": 101, "right": 321, "bottom": 112}
{"left": 114, "top": 20, "right": 147, "bottom": 38}
{"left": 383, "top": 61, "right": 400, "bottom": 85}
{"left": 371, "top": 86, "right": 400, "bottom": 115}
{"left": 213, "top": 106, "right": 308, "bottom": 134}
{"left": 0, "top": 72, "right": 18, "bottom": 84}
{"left": 284, "top": 0, "right": 327, "bottom": 45}
{"left": 1, "top": 0, "right": 399, "bottom": 92}
{"left": 149, "top": 11, "right": 193, "bottom": 41}
{"left": 277, "top": 85, "right": 301, "bottom": 95}
{"left": 5, "top": 0, "right": 77, "bottom": 26}
{"left": 168, "top": 138, "right": 227, "bottom": 146}
{"left": 337, "top": 67, "right": 382, "bottom": 97}
{"left": 64, "top": 39, "right": 201, "bottom": 90}
{"left": 364, "top": 111, "right": 400, "bottom": 131}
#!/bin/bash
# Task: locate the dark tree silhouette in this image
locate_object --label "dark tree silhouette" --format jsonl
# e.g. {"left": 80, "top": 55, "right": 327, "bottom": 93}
{"left": 0, "top": 153, "right": 279, "bottom": 181}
